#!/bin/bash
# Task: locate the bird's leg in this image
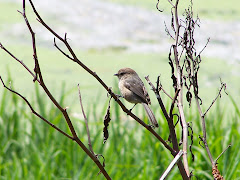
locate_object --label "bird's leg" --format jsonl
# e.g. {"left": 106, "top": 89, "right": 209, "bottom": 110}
{"left": 148, "top": 124, "right": 155, "bottom": 129}
{"left": 116, "top": 94, "right": 123, "bottom": 98}
{"left": 129, "top": 103, "right": 137, "bottom": 112}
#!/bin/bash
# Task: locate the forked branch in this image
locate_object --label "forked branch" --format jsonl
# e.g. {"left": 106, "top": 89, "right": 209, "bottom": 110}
{"left": 2, "top": 0, "right": 111, "bottom": 179}
{"left": 0, "top": 76, "right": 73, "bottom": 140}
{"left": 26, "top": 0, "right": 178, "bottom": 156}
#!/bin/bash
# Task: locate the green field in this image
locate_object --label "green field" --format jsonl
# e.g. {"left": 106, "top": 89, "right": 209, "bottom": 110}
{"left": 0, "top": 0, "right": 240, "bottom": 179}
{"left": 0, "top": 82, "right": 240, "bottom": 179}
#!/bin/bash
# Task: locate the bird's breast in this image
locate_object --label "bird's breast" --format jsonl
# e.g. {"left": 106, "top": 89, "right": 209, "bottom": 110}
{"left": 119, "top": 80, "right": 141, "bottom": 104}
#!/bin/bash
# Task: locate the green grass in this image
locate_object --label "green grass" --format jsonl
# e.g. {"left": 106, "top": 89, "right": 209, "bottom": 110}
{"left": 0, "top": 76, "right": 240, "bottom": 179}
{"left": 0, "top": 1, "right": 240, "bottom": 178}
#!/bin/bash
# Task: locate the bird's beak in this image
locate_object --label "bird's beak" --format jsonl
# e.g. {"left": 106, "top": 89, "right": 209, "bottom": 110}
{"left": 114, "top": 73, "right": 118, "bottom": 76}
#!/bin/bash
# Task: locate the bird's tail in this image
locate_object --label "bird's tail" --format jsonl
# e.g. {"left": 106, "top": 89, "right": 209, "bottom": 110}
{"left": 142, "top": 103, "right": 159, "bottom": 128}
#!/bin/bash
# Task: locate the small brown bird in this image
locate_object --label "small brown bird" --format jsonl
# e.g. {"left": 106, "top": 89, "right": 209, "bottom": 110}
{"left": 114, "top": 68, "right": 158, "bottom": 128}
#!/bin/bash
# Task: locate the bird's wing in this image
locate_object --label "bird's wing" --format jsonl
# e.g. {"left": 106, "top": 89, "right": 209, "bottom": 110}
{"left": 124, "top": 78, "right": 149, "bottom": 104}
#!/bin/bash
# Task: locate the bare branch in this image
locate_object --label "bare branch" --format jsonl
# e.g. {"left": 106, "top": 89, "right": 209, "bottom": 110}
{"left": 7, "top": 1, "right": 112, "bottom": 179}
{"left": 54, "top": 38, "right": 74, "bottom": 61}
{"left": 169, "top": 89, "right": 180, "bottom": 118}
{"left": 195, "top": 94, "right": 214, "bottom": 165}
{"left": 78, "top": 84, "right": 94, "bottom": 155}
{"left": 164, "top": 21, "right": 175, "bottom": 40}
{"left": 160, "top": 150, "right": 184, "bottom": 180}
{"left": 203, "top": 81, "right": 227, "bottom": 117}
{"left": 194, "top": 38, "right": 210, "bottom": 62}
{"left": 0, "top": 76, "right": 73, "bottom": 140}
{"left": 0, "top": 43, "right": 39, "bottom": 83}
{"left": 26, "top": 0, "right": 178, "bottom": 156}
{"left": 172, "top": 0, "right": 190, "bottom": 176}
{"left": 167, "top": 0, "right": 176, "bottom": 8}
{"left": 156, "top": 75, "right": 173, "bottom": 100}
{"left": 145, "top": 76, "right": 188, "bottom": 180}
{"left": 215, "top": 144, "right": 231, "bottom": 163}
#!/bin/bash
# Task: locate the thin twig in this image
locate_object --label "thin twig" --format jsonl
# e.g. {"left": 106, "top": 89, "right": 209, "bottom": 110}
{"left": 0, "top": 76, "right": 73, "bottom": 140}
{"left": 156, "top": 76, "right": 173, "bottom": 100}
{"left": 215, "top": 144, "right": 231, "bottom": 163}
{"left": 164, "top": 21, "right": 175, "bottom": 40}
{"left": 159, "top": 150, "right": 184, "bottom": 180}
{"left": 26, "top": 0, "right": 177, "bottom": 156}
{"left": 169, "top": 89, "right": 180, "bottom": 118}
{"left": 145, "top": 76, "right": 188, "bottom": 180}
{"left": 54, "top": 38, "right": 74, "bottom": 61}
{"left": 172, "top": 0, "right": 190, "bottom": 176}
{"left": 19, "top": 1, "right": 111, "bottom": 179}
{"left": 78, "top": 84, "right": 94, "bottom": 155}
{"left": 203, "top": 81, "right": 227, "bottom": 117}
{"left": 167, "top": 0, "right": 176, "bottom": 8}
{"left": 195, "top": 96, "right": 214, "bottom": 165}
{"left": 194, "top": 38, "right": 210, "bottom": 62}
{"left": 0, "top": 43, "right": 39, "bottom": 83}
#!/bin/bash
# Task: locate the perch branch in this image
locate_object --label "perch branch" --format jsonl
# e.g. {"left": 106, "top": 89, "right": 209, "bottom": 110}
{"left": 11, "top": 1, "right": 111, "bottom": 179}
{"left": 26, "top": 0, "right": 178, "bottom": 156}
{"left": 145, "top": 76, "right": 188, "bottom": 180}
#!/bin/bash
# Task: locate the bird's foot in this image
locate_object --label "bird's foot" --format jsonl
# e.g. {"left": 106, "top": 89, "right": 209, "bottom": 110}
{"left": 148, "top": 124, "right": 155, "bottom": 129}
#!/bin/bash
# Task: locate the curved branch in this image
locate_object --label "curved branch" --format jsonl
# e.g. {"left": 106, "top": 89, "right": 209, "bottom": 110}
{"left": 27, "top": 0, "right": 176, "bottom": 155}
{"left": 0, "top": 76, "right": 73, "bottom": 140}
{"left": 17, "top": 1, "right": 111, "bottom": 179}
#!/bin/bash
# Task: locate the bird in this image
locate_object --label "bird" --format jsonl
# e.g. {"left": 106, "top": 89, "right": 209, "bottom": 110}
{"left": 114, "top": 67, "right": 158, "bottom": 128}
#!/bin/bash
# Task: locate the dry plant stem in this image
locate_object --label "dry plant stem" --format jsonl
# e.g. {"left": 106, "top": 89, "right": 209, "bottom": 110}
{"left": 195, "top": 82, "right": 228, "bottom": 166}
{"left": 203, "top": 82, "right": 226, "bottom": 117}
{"left": 0, "top": 76, "right": 73, "bottom": 140}
{"left": 145, "top": 76, "right": 188, "bottom": 180}
{"left": 169, "top": 89, "right": 180, "bottom": 118}
{"left": 159, "top": 150, "right": 183, "bottom": 180}
{"left": 0, "top": 43, "right": 39, "bottom": 83}
{"left": 18, "top": 1, "right": 111, "bottom": 179}
{"left": 156, "top": 76, "right": 173, "bottom": 100}
{"left": 215, "top": 144, "right": 231, "bottom": 163}
{"left": 78, "top": 84, "right": 94, "bottom": 155}
{"left": 172, "top": 0, "right": 190, "bottom": 176}
{"left": 25, "top": 0, "right": 177, "bottom": 155}
{"left": 195, "top": 96, "right": 214, "bottom": 165}
{"left": 159, "top": 86, "right": 173, "bottom": 100}
{"left": 145, "top": 76, "right": 179, "bottom": 150}
{"left": 21, "top": 0, "right": 77, "bottom": 138}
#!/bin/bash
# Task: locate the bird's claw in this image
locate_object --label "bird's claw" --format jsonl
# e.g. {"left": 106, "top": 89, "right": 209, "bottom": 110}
{"left": 148, "top": 124, "right": 155, "bottom": 129}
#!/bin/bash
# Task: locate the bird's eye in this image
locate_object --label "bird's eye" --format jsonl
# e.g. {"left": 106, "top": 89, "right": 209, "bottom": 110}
{"left": 120, "top": 72, "right": 125, "bottom": 76}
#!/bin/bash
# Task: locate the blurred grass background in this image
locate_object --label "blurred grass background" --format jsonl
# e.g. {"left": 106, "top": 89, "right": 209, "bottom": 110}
{"left": 0, "top": 0, "right": 240, "bottom": 179}
{"left": 0, "top": 81, "right": 239, "bottom": 179}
